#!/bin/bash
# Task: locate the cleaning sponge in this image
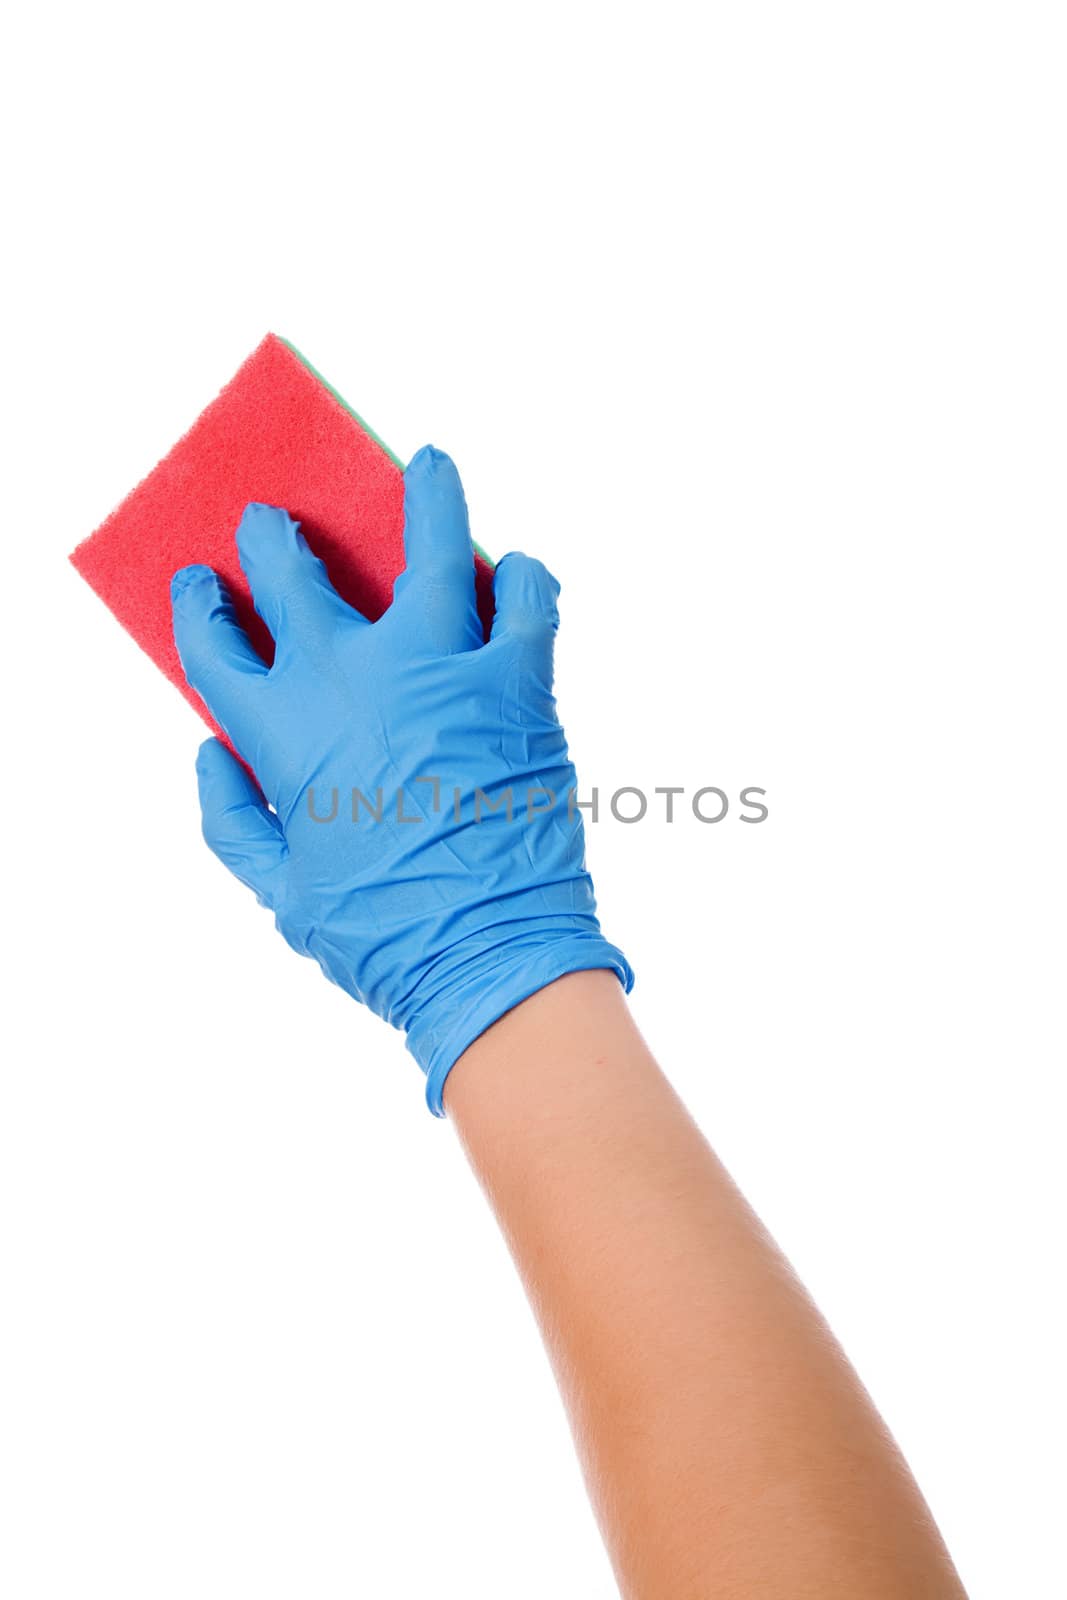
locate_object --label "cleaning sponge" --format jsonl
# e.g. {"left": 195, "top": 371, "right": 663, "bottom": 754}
{"left": 70, "top": 333, "right": 494, "bottom": 744}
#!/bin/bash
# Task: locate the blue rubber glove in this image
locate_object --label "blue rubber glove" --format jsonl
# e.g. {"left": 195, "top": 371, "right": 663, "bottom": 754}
{"left": 171, "top": 446, "right": 632, "bottom": 1113}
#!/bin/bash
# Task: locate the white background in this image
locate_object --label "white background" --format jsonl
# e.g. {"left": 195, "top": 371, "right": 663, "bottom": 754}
{"left": 2, "top": 4, "right": 1064, "bottom": 1596}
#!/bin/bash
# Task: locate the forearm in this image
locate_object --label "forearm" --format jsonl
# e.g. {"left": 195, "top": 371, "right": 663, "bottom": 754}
{"left": 445, "top": 971, "right": 965, "bottom": 1600}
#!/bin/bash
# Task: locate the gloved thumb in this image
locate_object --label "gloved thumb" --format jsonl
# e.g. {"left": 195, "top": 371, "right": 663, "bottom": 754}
{"left": 195, "top": 739, "right": 288, "bottom": 908}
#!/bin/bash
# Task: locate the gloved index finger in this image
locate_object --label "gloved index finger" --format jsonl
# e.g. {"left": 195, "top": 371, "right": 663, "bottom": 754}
{"left": 171, "top": 564, "right": 268, "bottom": 759}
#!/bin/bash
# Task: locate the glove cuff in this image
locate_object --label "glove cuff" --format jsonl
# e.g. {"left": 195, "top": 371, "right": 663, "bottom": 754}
{"left": 408, "top": 934, "right": 634, "bottom": 1117}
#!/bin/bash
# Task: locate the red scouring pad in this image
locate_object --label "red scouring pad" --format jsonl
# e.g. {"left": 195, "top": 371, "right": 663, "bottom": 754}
{"left": 70, "top": 333, "right": 495, "bottom": 746}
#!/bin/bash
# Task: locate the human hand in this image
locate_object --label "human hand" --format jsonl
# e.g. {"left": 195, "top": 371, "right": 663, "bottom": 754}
{"left": 170, "top": 446, "right": 631, "bottom": 1112}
